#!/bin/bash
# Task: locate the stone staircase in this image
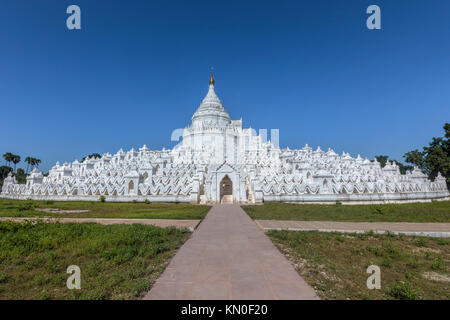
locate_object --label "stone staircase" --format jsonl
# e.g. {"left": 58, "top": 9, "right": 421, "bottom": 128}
{"left": 221, "top": 195, "right": 233, "bottom": 204}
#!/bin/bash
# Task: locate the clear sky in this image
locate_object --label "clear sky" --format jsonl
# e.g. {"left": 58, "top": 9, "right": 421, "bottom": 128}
{"left": 1, "top": 0, "right": 449, "bottom": 172}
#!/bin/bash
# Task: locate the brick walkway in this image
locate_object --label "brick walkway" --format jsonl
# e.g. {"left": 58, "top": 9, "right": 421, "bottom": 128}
{"left": 0, "top": 217, "right": 200, "bottom": 231}
{"left": 256, "top": 220, "right": 450, "bottom": 238}
{"left": 144, "top": 204, "right": 319, "bottom": 300}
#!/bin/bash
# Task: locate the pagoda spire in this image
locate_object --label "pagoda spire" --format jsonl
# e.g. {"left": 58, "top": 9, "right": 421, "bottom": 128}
{"left": 209, "top": 67, "right": 215, "bottom": 86}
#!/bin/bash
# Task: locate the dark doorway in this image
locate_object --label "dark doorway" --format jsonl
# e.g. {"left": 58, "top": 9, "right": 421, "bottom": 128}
{"left": 220, "top": 175, "right": 233, "bottom": 203}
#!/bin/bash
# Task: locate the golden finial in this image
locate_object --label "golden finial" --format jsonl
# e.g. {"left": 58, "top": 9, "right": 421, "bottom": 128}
{"left": 209, "top": 67, "right": 215, "bottom": 86}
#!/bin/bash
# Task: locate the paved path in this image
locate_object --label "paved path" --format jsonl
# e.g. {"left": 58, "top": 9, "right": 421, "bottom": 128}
{"left": 0, "top": 217, "right": 200, "bottom": 231}
{"left": 256, "top": 220, "right": 450, "bottom": 238}
{"left": 144, "top": 204, "right": 319, "bottom": 300}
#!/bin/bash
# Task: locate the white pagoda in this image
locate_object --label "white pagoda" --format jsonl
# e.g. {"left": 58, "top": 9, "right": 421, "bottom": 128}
{"left": 2, "top": 74, "right": 449, "bottom": 203}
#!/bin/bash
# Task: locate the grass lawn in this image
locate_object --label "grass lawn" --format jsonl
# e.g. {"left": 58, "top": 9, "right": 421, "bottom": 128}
{"left": 268, "top": 230, "right": 450, "bottom": 300}
{"left": 243, "top": 201, "right": 450, "bottom": 222}
{"left": 0, "top": 198, "right": 210, "bottom": 220}
{"left": 0, "top": 220, "right": 190, "bottom": 299}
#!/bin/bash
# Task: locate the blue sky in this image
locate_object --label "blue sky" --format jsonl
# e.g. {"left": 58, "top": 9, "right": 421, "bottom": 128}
{"left": 1, "top": 0, "right": 449, "bottom": 172}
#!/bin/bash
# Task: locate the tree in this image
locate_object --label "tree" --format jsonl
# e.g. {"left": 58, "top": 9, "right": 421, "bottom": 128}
{"left": 82, "top": 153, "right": 101, "bottom": 162}
{"left": 25, "top": 156, "right": 33, "bottom": 173}
{"left": 404, "top": 149, "right": 426, "bottom": 171}
{"left": 34, "top": 158, "right": 41, "bottom": 169}
{"left": 12, "top": 154, "right": 20, "bottom": 172}
{"left": 3, "top": 152, "right": 14, "bottom": 167}
{"left": 396, "top": 161, "right": 414, "bottom": 175}
{"left": 374, "top": 155, "right": 389, "bottom": 168}
{"left": 373, "top": 156, "right": 413, "bottom": 174}
{"left": 15, "top": 168, "right": 26, "bottom": 184}
{"left": 0, "top": 165, "right": 13, "bottom": 187}
{"left": 0, "top": 165, "right": 12, "bottom": 179}
{"left": 26, "top": 157, "right": 42, "bottom": 170}
{"left": 404, "top": 123, "right": 450, "bottom": 187}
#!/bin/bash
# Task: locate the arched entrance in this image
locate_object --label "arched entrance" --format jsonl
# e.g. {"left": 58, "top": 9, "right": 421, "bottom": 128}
{"left": 220, "top": 175, "right": 233, "bottom": 203}
{"left": 129, "top": 180, "right": 135, "bottom": 193}
{"left": 322, "top": 179, "right": 329, "bottom": 193}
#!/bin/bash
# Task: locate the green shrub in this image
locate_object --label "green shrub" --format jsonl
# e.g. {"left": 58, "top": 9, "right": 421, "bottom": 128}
{"left": 99, "top": 196, "right": 106, "bottom": 202}
{"left": 0, "top": 220, "right": 33, "bottom": 232}
{"left": 335, "top": 200, "right": 342, "bottom": 206}
{"left": 383, "top": 241, "right": 400, "bottom": 258}
{"left": 18, "top": 202, "right": 34, "bottom": 211}
{"left": 436, "top": 238, "right": 449, "bottom": 245}
{"left": 388, "top": 281, "right": 417, "bottom": 300}
{"left": 430, "top": 256, "right": 447, "bottom": 272}
{"left": 144, "top": 199, "right": 151, "bottom": 205}
{"left": 373, "top": 206, "right": 384, "bottom": 215}
{"left": 366, "top": 245, "right": 383, "bottom": 256}
{"left": 385, "top": 230, "right": 395, "bottom": 237}
{"left": 406, "top": 256, "right": 420, "bottom": 269}
{"left": 0, "top": 272, "right": 8, "bottom": 283}
{"left": 381, "top": 257, "right": 393, "bottom": 268}
{"left": 404, "top": 271, "right": 415, "bottom": 281}
{"left": 413, "top": 238, "right": 427, "bottom": 247}
{"left": 39, "top": 289, "right": 50, "bottom": 300}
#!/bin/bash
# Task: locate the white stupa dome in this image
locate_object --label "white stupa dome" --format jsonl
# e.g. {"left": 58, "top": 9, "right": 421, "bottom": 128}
{"left": 191, "top": 72, "right": 231, "bottom": 127}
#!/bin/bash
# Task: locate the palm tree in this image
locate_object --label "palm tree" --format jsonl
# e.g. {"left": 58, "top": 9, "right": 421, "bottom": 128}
{"left": 34, "top": 158, "right": 41, "bottom": 169}
{"left": 30, "top": 158, "right": 36, "bottom": 170}
{"left": 25, "top": 156, "right": 32, "bottom": 173}
{"left": 29, "top": 158, "right": 41, "bottom": 170}
{"left": 3, "top": 152, "right": 13, "bottom": 167}
{"left": 12, "top": 155, "right": 20, "bottom": 172}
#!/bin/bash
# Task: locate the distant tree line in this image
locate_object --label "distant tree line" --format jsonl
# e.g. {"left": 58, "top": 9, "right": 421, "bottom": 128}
{"left": 374, "top": 123, "right": 449, "bottom": 188}
{"left": 81, "top": 153, "right": 101, "bottom": 162}
{"left": 0, "top": 153, "right": 42, "bottom": 187}
{"left": 0, "top": 152, "right": 104, "bottom": 187}
{"left": 372, "top": 155, "right": 414, "bottom": 175}
{"left": 404, "top": 123, "right": 450, "bottom": 187}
